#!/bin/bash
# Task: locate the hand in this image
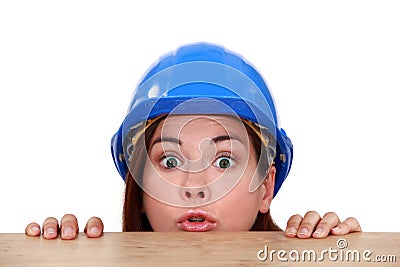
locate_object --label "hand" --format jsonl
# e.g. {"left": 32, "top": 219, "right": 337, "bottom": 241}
{"left": 25, "top": 214, "right": 104, "bottom": 240}
{"left": 285, "top": 211, "right": 361, "bottom": 239}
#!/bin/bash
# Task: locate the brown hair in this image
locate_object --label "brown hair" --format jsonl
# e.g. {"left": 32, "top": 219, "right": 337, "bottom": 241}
{"left": 122, "top": 117, "right": 282, "bottom": 231}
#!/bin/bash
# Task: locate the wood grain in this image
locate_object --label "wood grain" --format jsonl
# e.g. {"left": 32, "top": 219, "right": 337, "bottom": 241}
{"left": 1, "top": 232, "right": 399, "bottom": 266}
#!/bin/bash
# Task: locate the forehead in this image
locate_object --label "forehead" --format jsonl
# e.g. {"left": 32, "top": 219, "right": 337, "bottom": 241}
{"left": 155, "top": 115, "right": 247, "bottom": 137}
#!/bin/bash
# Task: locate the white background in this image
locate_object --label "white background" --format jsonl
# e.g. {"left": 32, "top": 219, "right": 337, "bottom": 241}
{"left": 1, "top": 0, "right": 399, "bottom": 233}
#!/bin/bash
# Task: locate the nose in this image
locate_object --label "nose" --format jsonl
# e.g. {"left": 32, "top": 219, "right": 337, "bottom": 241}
{"left": 180, "top": 168, "right": 213, "bottom": 206}
{"left": 184, "top": 188, "right": 206, "bottom": 199}
{"left": 181, "top": 185, "right": 211, "bottom": 206}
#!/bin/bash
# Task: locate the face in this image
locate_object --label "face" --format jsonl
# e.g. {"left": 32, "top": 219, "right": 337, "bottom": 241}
{"left": 142, "top": 115, "right": 275, "bottom": 231}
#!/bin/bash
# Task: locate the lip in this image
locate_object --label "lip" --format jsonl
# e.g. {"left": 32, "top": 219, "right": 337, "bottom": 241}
{"left": 177, "top": 210, "right": 218, "bottom": 232}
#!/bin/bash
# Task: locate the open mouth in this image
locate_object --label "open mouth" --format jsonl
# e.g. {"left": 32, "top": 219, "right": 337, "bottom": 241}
{"left": 188, "top": 216, "right": 205, "bottom": 223}
{"left": 177, "top": 210, "right": 217, "bottom": 232}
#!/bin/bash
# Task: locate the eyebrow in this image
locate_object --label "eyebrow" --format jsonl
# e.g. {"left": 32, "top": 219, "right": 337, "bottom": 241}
{"left": 152, "top": 137, "right": 182, "bottom": 146}
{"left": 212, "top": 135, "right": 244, "bottom": 145}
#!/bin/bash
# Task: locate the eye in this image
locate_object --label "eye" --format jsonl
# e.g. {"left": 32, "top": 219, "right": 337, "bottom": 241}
{"left": 214, "top": 157, "right": 234, "bottom": 169}
{"left": 160, "top": 156, "right": 182, "bottom": 169}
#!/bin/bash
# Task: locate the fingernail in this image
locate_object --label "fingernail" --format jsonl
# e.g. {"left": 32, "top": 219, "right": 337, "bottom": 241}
{"left": 63, "top": 227, "right": 74, "bottom": 237}
{"left": 46, "top": 227, "right": 56, "bottom": 235}
{"left": 332, "top": 226, "right": 340, "bottom": 232}
{"left": 299, "top": 228, "right": 309, "bottom": 235}
{"left": 286, "top": 227, "right": 296, "bottom": 235}
{"left": 314, "top": 228, "right": 323, "bottom": 235}
{"left": 89, "top": 226, "right": 100, "bottom": 236}
{"left": 31, "top": 226, "right": 39, "bottom": 233}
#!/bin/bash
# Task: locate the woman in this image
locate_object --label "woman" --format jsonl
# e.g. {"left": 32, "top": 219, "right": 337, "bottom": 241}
{"left": 26, "top": 43, "right": 361, "bottom": 239}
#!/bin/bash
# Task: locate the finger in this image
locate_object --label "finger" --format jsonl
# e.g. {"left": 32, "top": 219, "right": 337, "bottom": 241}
{"left": 25, "top": 222, "right": 41, "bottom": 237}
{"left": 285, "top": 214, "right": 303, "bottom": 237}
{"left": 297, "top": 211, "right": 321, "bottom": 239}
{"left": 84, "top": 216, "right": 104, "bottom": 238}
{"left": 312, "top": 212, "right": 341, "bottom": 238}
{"left": 60, "top": 214, "right": 79, "bottom": 240}
{"left": 42, "top": 217, "right": 59, "bottom": 239}
{"left": 331, "top": 217, "right": 362, "bottom": 235}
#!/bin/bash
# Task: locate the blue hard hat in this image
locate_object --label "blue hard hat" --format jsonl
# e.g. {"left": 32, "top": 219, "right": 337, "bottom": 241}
{"left": 111, "top": 42, "right": 293, "bottom": 197}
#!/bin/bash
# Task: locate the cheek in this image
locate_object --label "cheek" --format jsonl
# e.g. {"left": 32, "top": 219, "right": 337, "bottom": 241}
{"left": 215, "top": 181, "right": 263, "bottom": 231}
{"left": 143, "top": 193, "right": 176, "bottom": 231}
{"left": 142, "top": 163, "right": 177, "bottom": 231}
{"left": 218, "top": 155, "right": 265, "bottom": 230}
{"left": 142, "top": 160, "right": 188, "bottom": 208}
